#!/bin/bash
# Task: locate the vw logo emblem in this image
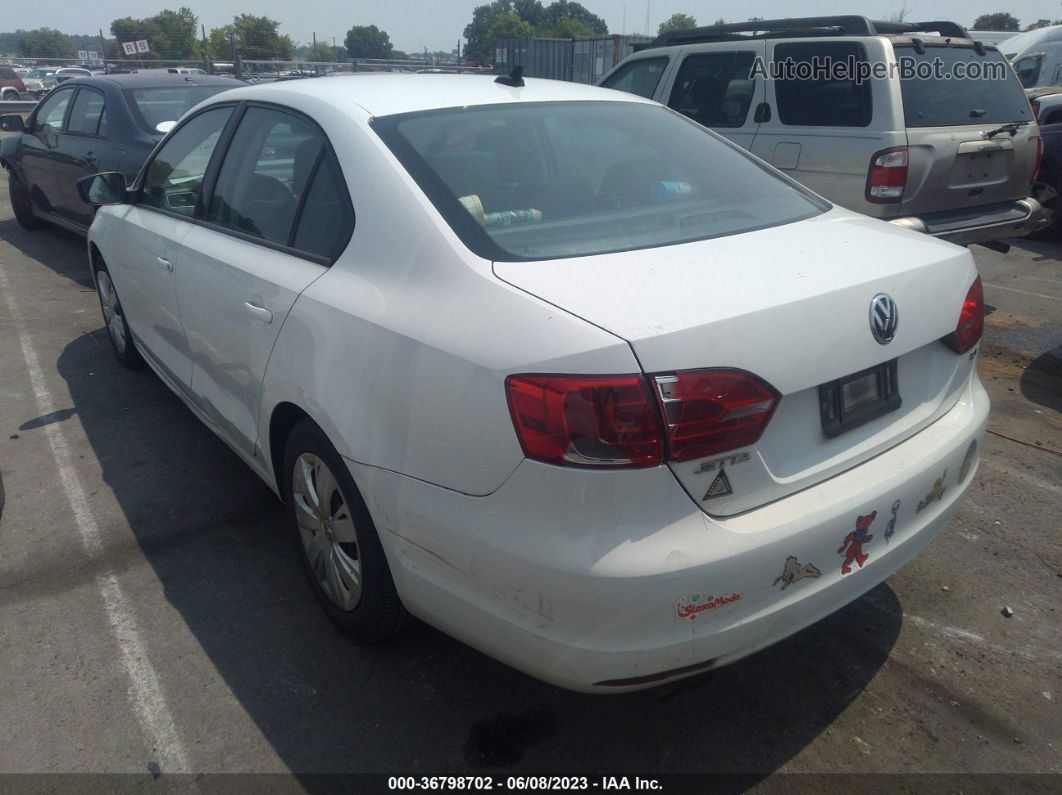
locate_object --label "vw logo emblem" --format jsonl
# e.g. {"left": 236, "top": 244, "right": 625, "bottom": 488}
{"left": 869, "top": 294, "right": 899, "bottom": 344}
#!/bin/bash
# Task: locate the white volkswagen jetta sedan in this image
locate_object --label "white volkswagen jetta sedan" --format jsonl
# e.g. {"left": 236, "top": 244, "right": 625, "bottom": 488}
{"left": 80, "top": 75, "right": 988, "bottom": 691}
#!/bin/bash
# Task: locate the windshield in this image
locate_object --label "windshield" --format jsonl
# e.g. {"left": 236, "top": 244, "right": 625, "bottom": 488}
{"left": 373, "top": 101, "right": 827, "bottom": 261}
{"left": 124, "top": 85, "right": 236, "bottom": 133}
{"left": 897, "top": 45, "right": 1033, "bottom": 127}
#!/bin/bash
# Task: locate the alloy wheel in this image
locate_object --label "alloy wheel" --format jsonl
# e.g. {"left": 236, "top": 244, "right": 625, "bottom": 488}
{"left": 96, "top": 271, "right": 127, "bottom": 355}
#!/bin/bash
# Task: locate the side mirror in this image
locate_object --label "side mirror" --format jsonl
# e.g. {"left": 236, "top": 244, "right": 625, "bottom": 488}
{"left": 77, "top": 172, "right": 128, "bottom": 206}
{"left": 0, "top": 114, "right": 25, "bottom": 133}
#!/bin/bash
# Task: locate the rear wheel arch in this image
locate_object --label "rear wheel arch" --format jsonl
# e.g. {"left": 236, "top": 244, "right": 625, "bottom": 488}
{"left": 268, "top": 401, "right": 311, "bottom": 498}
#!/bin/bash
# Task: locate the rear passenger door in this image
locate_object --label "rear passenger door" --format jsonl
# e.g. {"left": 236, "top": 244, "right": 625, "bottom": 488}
{"left": 750, "top": 40, "right": 876, "bottom": 207}
{"left": 660, "top": 42, "right": 766, "bottom": 151}
{"left": 175, "top": 104, "right": 353, "bottom": 460}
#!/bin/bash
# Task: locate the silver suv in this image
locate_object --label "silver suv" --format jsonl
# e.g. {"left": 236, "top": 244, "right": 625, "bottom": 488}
{"left": 600, "top": 16, "right": 1043, "bottom": 248}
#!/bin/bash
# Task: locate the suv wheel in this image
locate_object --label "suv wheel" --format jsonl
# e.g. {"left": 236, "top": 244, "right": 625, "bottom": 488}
{"left": 283, "top": 419, "right": 409, "bottom": 641}
{"left": 1031, "top": 170, "right": 1061, "bottom": 239}
{"left": 0, "top": 88, "right": 17, "bottom": 101}
{"left": 93, "top": 262, "right": 144, "bottom": 369}
{"left": 8, "top": 172, "right": 46, "bottom": 230}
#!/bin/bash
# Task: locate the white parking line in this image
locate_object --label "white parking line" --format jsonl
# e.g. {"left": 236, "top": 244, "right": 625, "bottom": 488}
{"left": 0, "top": 264, "right": 190, "bottom": 773}
{"left": 984, "top": 282, "right": 1061, "bottom": 302}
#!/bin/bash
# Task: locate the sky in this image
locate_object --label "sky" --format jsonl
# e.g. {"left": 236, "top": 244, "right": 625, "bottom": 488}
{"left": 12, "top": 0, "right": 1062, "bottom": 54}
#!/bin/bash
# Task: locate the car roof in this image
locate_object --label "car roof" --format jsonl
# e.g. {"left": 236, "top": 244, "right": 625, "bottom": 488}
{"left": 200, "top": 73, "right": 655, "bottom": 118}
{"left": 63, "top": 73, "right": 244, "bottom": 89}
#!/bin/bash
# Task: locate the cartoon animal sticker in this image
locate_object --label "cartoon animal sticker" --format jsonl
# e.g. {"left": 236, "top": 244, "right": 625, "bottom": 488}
{"left": 773, "top": 556, "right": 822, "bottom": 590}
{"left": 883, "top": 499, "right": 901, "bottom": 544}
{"left": 838, "top": 511, "right": 876, "bottom": 575}
{"left": 917, "top": 471, "right": 947, "bottom": 513}
{"left": 675, "top": 591, "right": 742, "bottom": 620}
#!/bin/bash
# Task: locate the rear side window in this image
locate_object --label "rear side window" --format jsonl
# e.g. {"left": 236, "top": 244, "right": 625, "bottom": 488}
{"left": 897, "top": 46, "right": 1032, "bottom": 127}
{"left": 0, "top": 67, "right": 16, "bottom": 80}
{"left": 774, "top": 42, "right": 873, "bottom": 127}
{"left": 600, "top": 58, "right": 669, "bottom": 99}
{"left": 668, "top": 51, "right": 757, "bottom": 128}
{"left": 1012, "top": 55, "right": 1043, "bottom": 89}
{"left": 67, "top": 89, "right": 106, "bottom": 135}
{"left": 207, "top": 107, "right": 325, "bottom": 246}
{"left": 291, "top": 152, "right": 354, "bottom": 259}
{"left": 141, "top": 107, "right": 233, "bottom": 216}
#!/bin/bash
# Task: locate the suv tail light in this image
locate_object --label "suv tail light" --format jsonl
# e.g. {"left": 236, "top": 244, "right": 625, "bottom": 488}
{"left": 652, "top": 370, "right": 780, "bottom": 462}
{"left": 866, "top": 146, "right": 909, "bottom": 203}
{"left": 505, "top": 375, "right": 663, "bottom": 467}
{"left": 942, "top": 276, "right": 984, "bottom": 354}
{"left": 1033, "top": 135, "right": 1044, "bottom": 183}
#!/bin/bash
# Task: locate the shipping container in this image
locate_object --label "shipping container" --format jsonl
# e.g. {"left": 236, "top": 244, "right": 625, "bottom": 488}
{"left": 572, "top": 35, "right": 653, "bottom": 84}
{"left": 493, "top": 38, "right": 573, "bottom": 81}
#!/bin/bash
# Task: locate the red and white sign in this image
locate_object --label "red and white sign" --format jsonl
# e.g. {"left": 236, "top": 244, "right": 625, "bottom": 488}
{"left": 122, "top": 41, "right": 137, "bottom": 55}
{"left": 136, "top": 40, "right": 150, "bottom": 53}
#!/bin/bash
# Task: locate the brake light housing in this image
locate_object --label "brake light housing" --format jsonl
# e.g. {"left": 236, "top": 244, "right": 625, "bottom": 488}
{"left": 505, "top": 374, "right": 663, "bottom": 468}
{"left": 866, "top": 146, "right": 909, "bottom": 204}
{"left": 1032, "top": 135, "right": 1044, "bottom": 183}
{"left": 505, "top": 369, "right": 781, "bottom": 468}
{"left": 942, "top": 276, "right": 985, "bottom": 354}
{"left": 652, "top": 369, "right": 780, "bottom": 462}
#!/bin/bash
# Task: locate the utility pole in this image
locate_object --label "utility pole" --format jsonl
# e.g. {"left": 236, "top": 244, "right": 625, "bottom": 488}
{"left": 98, "top": 28, "right": 106, "bottom": 70}
{"left": 645, "top": 0, "right": 651, "bottom": 35}
{"left": 202, "top": 24, "right": 210, "bottom": 73}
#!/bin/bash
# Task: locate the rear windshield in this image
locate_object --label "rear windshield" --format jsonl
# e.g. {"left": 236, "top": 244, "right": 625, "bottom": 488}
{"left": 372, "top": 101, "right": 827, "bottom": 261}
{"left": 897, "top": 45, "right": 1033, "bottom": 127}
{"left": 124, "top": 85, "right": 236, "bottom": 133}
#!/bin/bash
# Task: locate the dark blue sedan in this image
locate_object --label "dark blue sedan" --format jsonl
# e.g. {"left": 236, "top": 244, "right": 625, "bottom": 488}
{"left": 0, "top": 72, "right": 243, "bottom": 234}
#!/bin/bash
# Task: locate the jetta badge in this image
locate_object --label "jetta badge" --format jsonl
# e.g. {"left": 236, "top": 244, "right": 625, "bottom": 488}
{"left": 869, "top": 294, "right": 899, "bottom": 345}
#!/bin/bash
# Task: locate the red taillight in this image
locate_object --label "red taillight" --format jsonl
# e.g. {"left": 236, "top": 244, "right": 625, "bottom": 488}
{"left": 505, "top": 374, "right": 664, "bottom": 467}
{"left": 866, "top": 146, "right": 909, "bottom": 203}
{"left": 1033, "top": 135, "right": 1044, "bottom": 182}
{"left": 942, "top": 276, "right": 985, "bottom": 354}
{"left": 652, "top": 369, "right": 780, "bottom": 462}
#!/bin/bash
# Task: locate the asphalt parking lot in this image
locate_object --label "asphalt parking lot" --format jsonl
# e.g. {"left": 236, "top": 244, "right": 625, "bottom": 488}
{"left": 0, "top": 188, "right": 1059, "bottom": 787}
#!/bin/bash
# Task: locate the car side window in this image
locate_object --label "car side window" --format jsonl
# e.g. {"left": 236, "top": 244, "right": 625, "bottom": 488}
{"left": 67, "top": 89, "right": 106, "bottom": 136}
{"left": 600, "top": 57, "right": 669, "bottom": 99}
{"left": 291, "top": 150, "right": 354, "bottom": 259}
{"left": 773, "top": 42, "right": 873, "bottom": 127}
{"left": 206, "top": 106, "right": 326, "bottom": 246}
{"left": 140, "top": 106, "right": 233, "bottom": 217}
{"left": 35, "top": 88, "right": 74, "bottom": 131}
{"left": 1013, "top": 55, "right": 1043, "bottom": 89}
{"left": 668, "top": 52, "right": 757, "bottom": 128}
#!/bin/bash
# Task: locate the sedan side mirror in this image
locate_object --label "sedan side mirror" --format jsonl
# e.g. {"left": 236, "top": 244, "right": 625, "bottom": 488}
{"left": 77, "top": 172, "right": 128, "bottom": 206}
{"left": 0, "top": 114, "right": 25, "bottom": 133}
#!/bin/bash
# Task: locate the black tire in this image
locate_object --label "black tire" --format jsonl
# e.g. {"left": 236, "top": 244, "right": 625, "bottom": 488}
{"left": 1030, "top": 168, "right": 1062, "bottom": 240}
{"left": 93, "top": 261, "right": 145, "bottom": 369}
{"left": 8, "top": 172, "right": 46, "bottom": 230}
{"left": 283, "top": 419, "right": 408, "bottom": 641}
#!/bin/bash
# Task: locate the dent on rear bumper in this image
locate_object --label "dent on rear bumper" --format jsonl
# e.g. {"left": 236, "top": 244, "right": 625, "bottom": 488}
{"left": 350, "top": 375, "right": 989, "bottom": 692}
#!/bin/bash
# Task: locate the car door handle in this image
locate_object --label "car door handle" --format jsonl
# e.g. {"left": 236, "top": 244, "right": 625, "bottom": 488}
{"left": 157, "top": 257, "right": 173, "bottom": 272}
{"left": 243, "top": 301, "right": 273, "bottom": 324}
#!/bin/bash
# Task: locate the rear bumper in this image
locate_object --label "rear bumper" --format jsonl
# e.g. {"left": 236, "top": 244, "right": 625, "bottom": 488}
{"left": 889, "top": 198, "right": 1043, "bottom": 245}
{"left": 353, "top": 375, "right": 989, "bottom": 693}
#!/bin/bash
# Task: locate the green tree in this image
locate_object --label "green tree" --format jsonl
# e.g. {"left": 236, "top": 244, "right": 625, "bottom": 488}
{"left": 658, "top": 13, "right": 697, "bottom": 34}
{"left": 209, "top": 15, "right": 292, "bottom": 61}
{"left": 1025, "top": 19, "right": 1057, "bottom": 30}
{"left": 344, "top": 24, "right": 393, "bottom": 59}
{"left": 111, "top": 7, "right": 199, "bottom": 60}
{"left": 486, "top": 13, "right": 537, "bottom": 41}
{"left": 971, "top": 13, "right": 1020, "bottom": 31}
{"left": 463, "top": 0, "right": 607, "bottom": 63}
{"left": 16, "top": 28, "right": 76, "bottom": 59}
{"left": 541, "top": 1, "right": 607, "bottom": 34}
{"left": 544, "top": 17, "right": 595, "bottom": 37}
{"left": 464, "top": 1, "right": 514, "bottom": 64}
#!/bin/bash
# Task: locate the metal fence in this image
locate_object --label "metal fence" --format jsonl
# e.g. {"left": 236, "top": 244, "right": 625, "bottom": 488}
{"left": 493, "top": 38, "right": 573, "bottom": 81}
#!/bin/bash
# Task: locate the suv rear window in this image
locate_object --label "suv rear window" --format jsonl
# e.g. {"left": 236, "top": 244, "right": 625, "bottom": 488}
{"left": 897, "top": 45, "right": 1032, "bottom": 127}
{"left": 373, "top": 101, "right": 827, "bottom": 261}
{"left": 774, "top": 42, "right": 873, "bottom": 127}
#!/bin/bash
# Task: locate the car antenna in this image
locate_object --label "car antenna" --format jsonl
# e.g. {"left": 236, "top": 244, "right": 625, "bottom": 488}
{"left": 495, "top": 65, "right": 524, "bottom": 87}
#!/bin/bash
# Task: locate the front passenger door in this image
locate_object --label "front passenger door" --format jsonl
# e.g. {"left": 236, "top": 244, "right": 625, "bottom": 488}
{"left": 18, "top": 87, "right": 75, "bottom": 214}
{"left": 107, "top": 106, "right": 234, "bottom": 392}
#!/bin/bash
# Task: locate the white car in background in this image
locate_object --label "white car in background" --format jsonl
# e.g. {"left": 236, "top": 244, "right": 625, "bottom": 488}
{"left": 79, "top": 75, "right": 988, "bottom": 692}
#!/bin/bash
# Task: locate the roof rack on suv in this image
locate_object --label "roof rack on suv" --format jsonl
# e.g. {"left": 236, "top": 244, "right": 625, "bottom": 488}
{"left": 648, "top": 16, "right": 969, "bottom": 48}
